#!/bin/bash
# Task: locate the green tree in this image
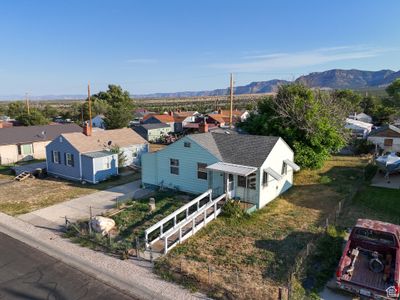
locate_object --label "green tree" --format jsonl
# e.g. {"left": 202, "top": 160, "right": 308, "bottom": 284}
{"left": 359, "top": 95, "right": 378, "bottom": 116}
{"left": 332, "top": 89, "right": 362, "bottom": 113}
{"left": 41, "top": 104, "right": 59, "bottom": 119}
{"left": 91, "top": 85, "right": 133, "bottom": 129}
{"left": 7, "top": 101, "right": 26, "bottom": 118}
{"left": 110, "top": 145, "right": 127, "bottom": 168}
{"left": 16, "top": 109, "right": 50, "bottom": 126}
{"left": 240, "top": 84, "right": 348, "bottom": 169}
{"left": 386, "top": 78, "right": 400, "bottom": 107}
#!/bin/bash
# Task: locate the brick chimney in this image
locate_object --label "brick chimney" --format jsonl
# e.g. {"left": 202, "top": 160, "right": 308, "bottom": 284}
{"left": 199, "top": 122, "right": 208, "bottom": 133}
{"left": 83, "top": 121, "right": 92, "bottom": 136}
{"left": 168, "top": 111, "right": 173, "bottom": 116}
{"left": 0, "top": 121, "right": 3, "bottom": 129}
{"left": 218, "top": 109, "right": 222, "bottom": 114}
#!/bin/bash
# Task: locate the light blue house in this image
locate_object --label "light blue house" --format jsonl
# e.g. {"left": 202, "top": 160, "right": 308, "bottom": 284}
{"left": 46, "top": 127, "right": 148, "bottom": 184}
{"left": 142, "top": 132, "right": 300, "bottom": 209}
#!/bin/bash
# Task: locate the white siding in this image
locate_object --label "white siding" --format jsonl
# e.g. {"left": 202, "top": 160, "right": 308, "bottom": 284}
{"left": 367, "top": 136, "right": 400, "bottom": 153}
{"left": 258, "top": 138, "right": 294, "bottom": 209}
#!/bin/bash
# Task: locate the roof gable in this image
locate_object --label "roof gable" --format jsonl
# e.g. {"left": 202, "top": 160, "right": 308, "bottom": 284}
{"left": 188, "top": 132, "right": 280, "bottom": 167}
{"left": 369, "top": 125, "right": 400, "bottom": 138}
{"left": 61, "top": 128, "right": 148, "bottom": 153}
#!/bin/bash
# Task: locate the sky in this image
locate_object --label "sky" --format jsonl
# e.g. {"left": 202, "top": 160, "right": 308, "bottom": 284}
{"left": 0, "top": 0, "right": 399, "bottom": 96}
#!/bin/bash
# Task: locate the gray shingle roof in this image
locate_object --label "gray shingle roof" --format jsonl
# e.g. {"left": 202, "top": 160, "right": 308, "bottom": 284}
{"left": 188, "top": 132, "right": 280, "bottom": 167}
{"left": 141, "top": 123, "right": 170, "bottom": 130}
{"left": 369, "top": 125, "right": 400, "bottom": 136}
{"left": 0, "top": 124, "right": 82, "bottom": 146}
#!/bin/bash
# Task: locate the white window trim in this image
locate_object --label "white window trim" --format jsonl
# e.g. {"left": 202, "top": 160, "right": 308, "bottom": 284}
{"left": 66, "top": 153, "right": 73, "bottom": 167}
{"left": 53, "top": 151, "right": 60, "bottom": 164}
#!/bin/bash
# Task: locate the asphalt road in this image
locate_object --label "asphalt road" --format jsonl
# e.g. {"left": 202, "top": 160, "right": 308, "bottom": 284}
{"left": 0, "top": 232, "right": 135, "bottom": 300}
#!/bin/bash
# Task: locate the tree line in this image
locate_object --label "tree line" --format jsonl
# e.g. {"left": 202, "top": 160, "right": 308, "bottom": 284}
{"left": 0, "top": 85, "right": 134, "bottom": 129}
{"left": 239, "top": 79, "right": 400, "bottom": 169}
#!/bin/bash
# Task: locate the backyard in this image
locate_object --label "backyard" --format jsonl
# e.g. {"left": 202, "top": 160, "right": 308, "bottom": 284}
{"left": 154, "top": 156, "right": 374, "bottom": 299}
{"left": 0, "top": 164, "right": 141, "bottom": 216}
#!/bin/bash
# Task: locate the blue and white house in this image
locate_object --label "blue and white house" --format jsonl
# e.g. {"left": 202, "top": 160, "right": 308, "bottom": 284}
{"left": 46, "top": 127, "right": 148, "bottom": 184}
{"left": 142, "top": 132, "right": 300, "bottom": 209}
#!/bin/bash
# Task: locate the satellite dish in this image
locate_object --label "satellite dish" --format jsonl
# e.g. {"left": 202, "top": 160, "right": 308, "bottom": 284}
{"left": 108, "top": 141, "right": 112, "bottom": 146}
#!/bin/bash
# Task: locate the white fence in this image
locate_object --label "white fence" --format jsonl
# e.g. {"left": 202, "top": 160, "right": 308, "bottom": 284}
{"left": 144, "top": 189, "right": 213, "bottom": 249}
{"left": 162, "top": 193, "right": 226, "bottom": 254}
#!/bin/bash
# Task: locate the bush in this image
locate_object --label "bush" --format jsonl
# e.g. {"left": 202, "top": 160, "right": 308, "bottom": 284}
{"left": 221, "top": 200, "right": 246, "bottom": 220}
{"left": 351, "top": 139, "right": 375, "bottom": 155}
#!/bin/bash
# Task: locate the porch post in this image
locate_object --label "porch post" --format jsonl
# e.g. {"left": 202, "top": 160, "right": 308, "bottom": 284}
{"left": 245, "top": 174, "right": 248, "bottom": 202}
{"left": 225, "top": 172, "right": 229, "bottom": 198}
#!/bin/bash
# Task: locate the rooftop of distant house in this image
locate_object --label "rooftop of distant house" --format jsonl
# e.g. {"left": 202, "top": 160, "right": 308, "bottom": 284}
{"left": 0, "top": 123, "right": 82, "bottom": 146}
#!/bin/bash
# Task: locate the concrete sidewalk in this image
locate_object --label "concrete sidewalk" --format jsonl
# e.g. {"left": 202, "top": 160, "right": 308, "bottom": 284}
{"left": 0, "top": 212, "right": 205, "bottom": 300}
{"left": 19, "top": 180, "right": 151, "bottom": 230}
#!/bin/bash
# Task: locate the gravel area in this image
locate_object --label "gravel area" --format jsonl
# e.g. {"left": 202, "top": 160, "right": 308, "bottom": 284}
{"left": 0, "top": 212, "right": 206, "bottom": 300}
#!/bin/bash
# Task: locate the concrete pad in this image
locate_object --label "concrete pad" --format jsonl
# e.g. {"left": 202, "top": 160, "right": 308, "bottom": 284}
{"left": 18, "top": 179, "right": 152, "bottom": 230}
{"left": 371, "top": 172, "right": 400, "bottom": 189}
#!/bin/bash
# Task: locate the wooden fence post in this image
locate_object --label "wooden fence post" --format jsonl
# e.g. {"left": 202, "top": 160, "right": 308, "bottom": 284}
{"left": 89, "top": 206, "right": 93, "bottom": 235}
{"left": 278, "top": 287, "right": 283, "bottom": 300}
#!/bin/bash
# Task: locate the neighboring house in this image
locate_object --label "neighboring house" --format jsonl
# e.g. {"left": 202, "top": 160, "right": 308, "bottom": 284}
{"left": 0, "top": 123, "right": 82, "bottom": 165}
{"left": 133, "top": 109, "right": 155, "bottom": 121}
{"left": 46, "top": 126, "right": 149, "bottom": 183}
{"left": 89, "top": 115, "right": 106, "bottom": 129}
{"left": 142, "top": 132, "right": 299, "bottom": 210}
{"left": 349, "top": 112, "right": 373, "bottom": 124}
{"left": 143, "top": 114, "right": 175, "bottom": 132}
{"left": 206, "top": 114, "right": 226, "bottom": 127}
{"left": 133, "top": 123, "right": 170, "bottom": 142}
{"left": 368, "top": 125, "right": 400, "bottom": 153}
{"left": 214, "top": 109, "right": 250, "bottom": 123}
{"left": 345, "top": 118, "right": 373, "bottom": 139}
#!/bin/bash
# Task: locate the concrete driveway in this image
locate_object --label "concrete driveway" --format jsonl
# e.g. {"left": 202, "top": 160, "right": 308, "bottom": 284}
{"left": 18, "top": 180, "right": 150, "bottom": 230}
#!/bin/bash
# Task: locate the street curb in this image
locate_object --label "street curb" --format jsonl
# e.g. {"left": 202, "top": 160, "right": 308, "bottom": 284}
{"left": 0, "top": 213, "right": 203, "bottom": 300}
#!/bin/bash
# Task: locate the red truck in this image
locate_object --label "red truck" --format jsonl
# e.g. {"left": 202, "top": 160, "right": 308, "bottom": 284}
{"left": 336, "top": 219, "right": 400, "bottom": 299}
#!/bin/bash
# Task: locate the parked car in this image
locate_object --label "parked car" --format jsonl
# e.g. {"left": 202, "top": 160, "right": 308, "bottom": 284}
{"left": 336, "top": 219, "right": 400, "bottom": 299}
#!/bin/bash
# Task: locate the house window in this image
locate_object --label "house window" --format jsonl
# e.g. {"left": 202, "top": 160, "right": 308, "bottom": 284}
{"left": 66, "top": 153, "right": 74, "bottom": 167}
{"left": 384, "top": 139, "right": 393, "bottom": 146}
{"left": 104, "top": 157, "right": 111, "bottom": 169}
{"left": 281, "top": 162, "right": 287, "bottom": 175}
{"left": 238, "top": 173, "right": 256, "bottom": 189}
{"left": 248, "top": 173, "right": 256, "bottom": 189}
{"left": 263, "top": 172, "right": 269, "bottom": 186}
{"left": 197, "top": 163, "right": 207, "bottom": 180}
{"left": 238, "top": 176, "right": 246, "bottom": 187}
{"left": 170, "top": 159, "right": 179, "bottom": 175}
{"left": 53, "top": 151, "right": 60, "bottom": 164}
{"left": 184, "top": 142, "right": 191, "bottom": 148}
{"left": 18, "top": 144, "right": 33, "bottom": 155}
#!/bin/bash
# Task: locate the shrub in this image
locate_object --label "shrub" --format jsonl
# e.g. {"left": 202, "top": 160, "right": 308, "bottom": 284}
{"left": 222, "top": 200, "right": 245, "bottom": 219}
{"left": 351, "top": 139, "right": 375, "bottom": 155}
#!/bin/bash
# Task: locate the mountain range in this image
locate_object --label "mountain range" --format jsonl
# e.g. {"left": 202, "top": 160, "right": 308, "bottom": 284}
{"left": 1, "top": 69, "right": 399, "bottom": 101}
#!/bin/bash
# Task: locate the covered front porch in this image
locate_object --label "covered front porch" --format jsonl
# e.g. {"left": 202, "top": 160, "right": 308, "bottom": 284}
{"left": 206, "top": 162, "right": 259, "bottom": 210}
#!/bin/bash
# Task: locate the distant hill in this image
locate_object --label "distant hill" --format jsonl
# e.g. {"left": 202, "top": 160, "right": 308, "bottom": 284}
{"left": 1, "top": 69, "right": 399, "bottom": 101}
{"left": 295, "top": 69, "right": 399, "bottom": 89}
{"left": 137, "top": 69, "right": 400, "bottom": 98}
{"left": 136, "top": 79, "right": 290, "bottom": 98}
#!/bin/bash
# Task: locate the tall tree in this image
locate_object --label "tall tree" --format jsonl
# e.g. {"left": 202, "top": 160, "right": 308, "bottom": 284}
{"left": 16, "top": 109, "right": 50, "bottom": 126}
{"left": 90, "top": 85, "right": 133, "bottom": 129}
{"left": 385, "top": 78, "right": 400, "bottom": 107}
{"left": 240, "top": 84, "right": 348, "bottom": 169}
{"left": 7, "top": 101, "right": 26, "bottom": 118}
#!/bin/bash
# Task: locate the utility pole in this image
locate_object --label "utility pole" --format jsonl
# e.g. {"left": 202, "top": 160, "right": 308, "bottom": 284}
{"left": 25, "top": 93, "right": 30, "bottom": 115}
{"left": 88, "top": 82, "right": 92, "bottom": 133}
{"left": 229, "top": 73, "right": 234, "bottom": 128}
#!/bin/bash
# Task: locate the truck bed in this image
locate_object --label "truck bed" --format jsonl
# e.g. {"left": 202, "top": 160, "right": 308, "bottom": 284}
{"left": 341, "top": 251, "right": 391, "bottom": 291}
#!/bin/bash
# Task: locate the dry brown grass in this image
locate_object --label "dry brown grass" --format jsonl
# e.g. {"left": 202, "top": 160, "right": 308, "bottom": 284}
{"left": 0, "top": 171, "right": 140, "bottom": 216}
{"left": 155, "top": 156, "right": 369, "bottom": 299}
